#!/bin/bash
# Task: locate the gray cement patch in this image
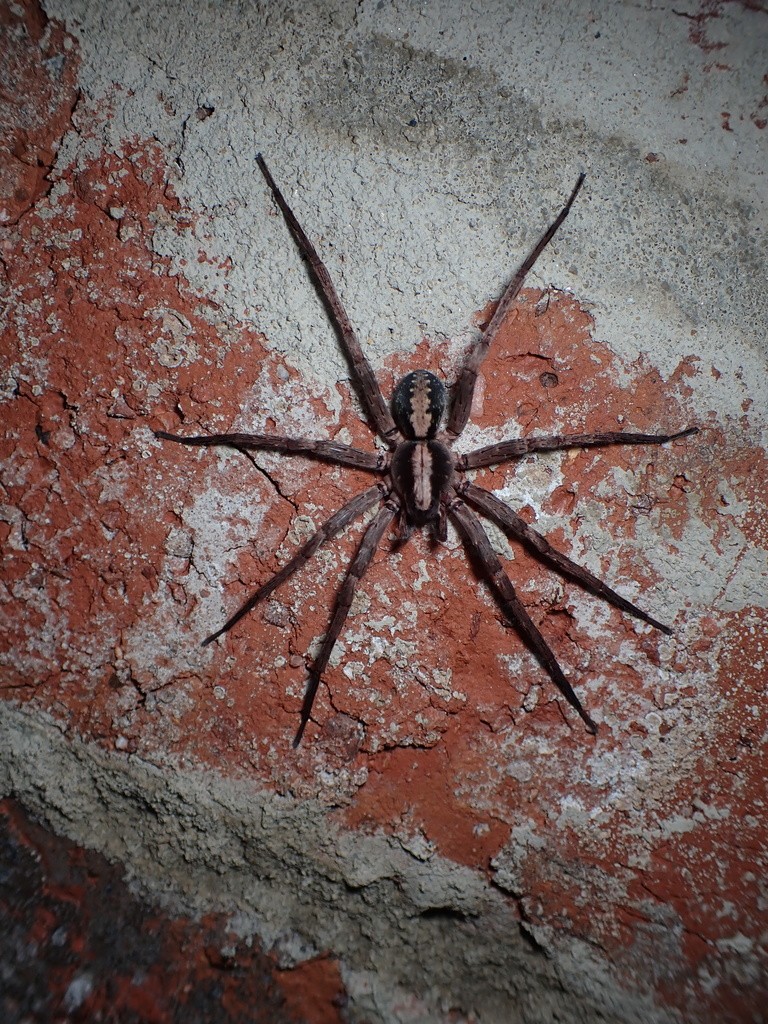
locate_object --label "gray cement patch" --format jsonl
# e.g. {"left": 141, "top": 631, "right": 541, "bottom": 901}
{"left": 0, "top": 701, "right": 681, "bottom": 1024}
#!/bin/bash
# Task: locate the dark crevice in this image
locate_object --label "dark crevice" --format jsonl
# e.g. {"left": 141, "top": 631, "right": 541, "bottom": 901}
{"left": 419, "top": 906, "right": 472, "bottom": 923}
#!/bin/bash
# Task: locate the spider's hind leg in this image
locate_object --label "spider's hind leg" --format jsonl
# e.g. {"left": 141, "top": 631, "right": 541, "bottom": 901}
{"left": 446, "top": 174, "right": 586, "bottom": 441}
{"left": 449, "top": 495, "right": 598, "bottom": 734}
{"left": 394, "top": 506, "right": 413, "bottom": 546}
{"left": 428, "top": 501, "right": 449, "bottom": 545}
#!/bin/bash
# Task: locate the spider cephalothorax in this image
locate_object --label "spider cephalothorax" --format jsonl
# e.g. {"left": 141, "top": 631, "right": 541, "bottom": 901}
{"left": 156, "top": 155, "right": 696, "bottom": 746}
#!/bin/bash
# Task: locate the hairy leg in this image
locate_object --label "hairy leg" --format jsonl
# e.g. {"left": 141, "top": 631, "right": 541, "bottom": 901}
{"left": 256, "top": 155, "right": 398, "bottom": 443}
{"left": 294, "top": 498, "right": 398, "bottom": 746}
{"left": 458, "top": 480, "right": 671, "bottom": 633}
{"left": 201, "top": 484, "right": 387, "bottom": 647}
{"left": 449, "top": 496, "right": 597, "bottom": 734}
{"left": 459, "top": 426, "right": 698, "bottom": 470}
{"left": 155, "top": 429, "right": 385, "bottom": 472}
{"left": 446, "top": 174, "right": 586, "bottom": 440}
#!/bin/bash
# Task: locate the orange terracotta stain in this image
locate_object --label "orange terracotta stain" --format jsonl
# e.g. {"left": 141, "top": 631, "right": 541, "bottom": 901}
{"left": 340, "top": 742, "right": 511, "bottom": 868}
{"left": 275, "top": 956, "right": 347, "bottom": 1024}
{"left": 0, "top": 1, "right": 79, "bottom": 226}
{"left": 708, "top": 446, "right": 767, "bottom": 550}
{"left": 1, "top": 137, "right": 300, "bottom": 751}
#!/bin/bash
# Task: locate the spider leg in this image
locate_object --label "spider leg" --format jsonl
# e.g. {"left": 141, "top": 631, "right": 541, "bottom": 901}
{"left": 154, "top": 429, "right": 384, "bottom": 472}
{"left": 449, "top": 496, "right": 597, "bottom": 734}
{"left": 256, "top": 155, "right": 398, "bottom": 444}
{"left": 293, "top": 498, "right": 399, "bottom": 746}
{"left": 459, "top": 426, "right": 698, "bottom": 470}
{"left": 459, "top": 480, "right": 671, "bottom": 633}
{"left": 446, "top": 174, "right": 586, "bottom": 441}
{"left": 201, "top": 484, "right": 387, "bottom": 647}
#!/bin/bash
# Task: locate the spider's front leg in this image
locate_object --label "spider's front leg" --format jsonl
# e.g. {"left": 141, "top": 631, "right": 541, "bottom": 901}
{"left": 449, "top": 495, "right": 598, "bottom": 734}
{"left": 458, "top": 480, "right": 672, "bottom": 634}
{"left": 446, "top": 174, "right": 586, "bottom": 441}
{"left": 294, "top": 495, "right": 400, "bottom": 746}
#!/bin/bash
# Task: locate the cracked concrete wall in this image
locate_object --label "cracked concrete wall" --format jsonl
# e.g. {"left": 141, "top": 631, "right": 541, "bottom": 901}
{"left": 1, "top": 1, "right": 766, "bottom": 1021}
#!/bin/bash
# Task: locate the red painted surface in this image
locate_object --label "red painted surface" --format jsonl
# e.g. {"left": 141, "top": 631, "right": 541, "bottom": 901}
{"left": 0, "top": 0, "right": 79, "bottom": 226}
{"left": 276, "top": 957, "right": 347, "bottom": 1024}
{"left": 2, "top": 2, "right": 765, "bottom": 1021}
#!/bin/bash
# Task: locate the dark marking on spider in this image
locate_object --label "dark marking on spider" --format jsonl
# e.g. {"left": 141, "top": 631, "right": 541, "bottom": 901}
{"left": 155, "top": 155, "right": 697, "bottom": 747}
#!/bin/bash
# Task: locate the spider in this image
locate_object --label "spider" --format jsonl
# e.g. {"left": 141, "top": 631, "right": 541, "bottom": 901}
{"left": 155, "top": 155, "right": 696, "bottom": 747}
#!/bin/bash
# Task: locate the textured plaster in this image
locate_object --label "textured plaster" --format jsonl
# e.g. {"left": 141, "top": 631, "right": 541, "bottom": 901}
{"left": 1, "top": 702, "right": 683, "bottom": 1024}
{"left": 1, "top": 0, "right": 766, "bottom": 1021}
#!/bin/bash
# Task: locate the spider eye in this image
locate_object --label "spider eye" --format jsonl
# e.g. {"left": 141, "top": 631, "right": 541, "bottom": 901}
{"left": 392, "top": 371, "right": 445, "bottom": 440}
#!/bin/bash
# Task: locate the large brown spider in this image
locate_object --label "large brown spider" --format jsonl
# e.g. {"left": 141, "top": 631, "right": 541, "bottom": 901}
{"left": 156, "top": 155, "right": 696, "bottom": 746}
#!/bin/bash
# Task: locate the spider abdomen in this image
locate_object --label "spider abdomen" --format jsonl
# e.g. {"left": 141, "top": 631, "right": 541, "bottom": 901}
{"left": 392, "top": 370, "right": 446, "bottom": 440}
{"left": 390, "top": 438, "right": 454, "bottom": 527}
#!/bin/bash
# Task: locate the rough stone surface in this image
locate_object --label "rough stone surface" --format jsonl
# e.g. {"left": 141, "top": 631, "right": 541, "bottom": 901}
{"left": 0, "top": 797, "right": 314, "bottom": 1024}
{"left": 1, "top": 1, "right": 766, "bottom": 1022}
